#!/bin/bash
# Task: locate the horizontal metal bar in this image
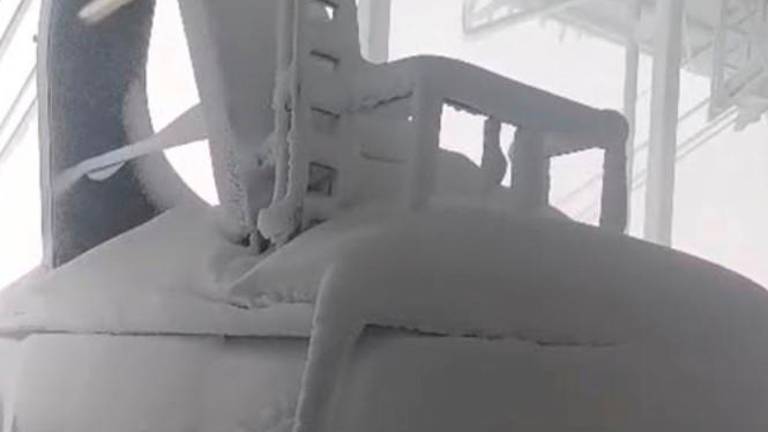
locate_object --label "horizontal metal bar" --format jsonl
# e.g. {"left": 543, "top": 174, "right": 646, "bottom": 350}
{"left": 573, "top": 108, "right": 738, "bottom": 221}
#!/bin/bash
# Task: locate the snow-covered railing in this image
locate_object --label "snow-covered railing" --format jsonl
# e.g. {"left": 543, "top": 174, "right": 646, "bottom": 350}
{"left": 258, "top": 0, "right": 629, "bottom": 245}
{"left": 369, "top": 56, "right": 630, "bottom": 232}
{"left": 74, "top": 0, "right": 628, "bottom": 246}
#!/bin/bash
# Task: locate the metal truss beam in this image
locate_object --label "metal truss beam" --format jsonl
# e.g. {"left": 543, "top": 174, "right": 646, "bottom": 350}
{"left": 644, "top": 0, "right": 684, "bottom": 246}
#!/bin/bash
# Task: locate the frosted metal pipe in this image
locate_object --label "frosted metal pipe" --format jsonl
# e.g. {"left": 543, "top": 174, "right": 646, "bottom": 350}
{"left": 464, "top": 0, "right": 594, "bottom": 35}
{"left": 511, "top": 128, "right": 549, "bottom": 210}
{"left": 358, "top": 0, "right": 391, "bottom": 63}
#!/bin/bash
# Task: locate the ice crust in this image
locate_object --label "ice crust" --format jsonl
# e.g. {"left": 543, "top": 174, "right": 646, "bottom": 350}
{"left": 0, "top": 203, "right": 312, "bottom": 337}
{"left": 292, "top": 208, "right": 768, "bottom": 432}
{"left": 1, "top": 182, "right": 767, "bottom": 432}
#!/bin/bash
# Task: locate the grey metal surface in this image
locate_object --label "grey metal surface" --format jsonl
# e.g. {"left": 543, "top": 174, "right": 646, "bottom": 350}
{"left": 37, "top": 0, "right": 176, "bottom": 267}
{"left": 178, "top": 0, "right": 279, "bottom": 230}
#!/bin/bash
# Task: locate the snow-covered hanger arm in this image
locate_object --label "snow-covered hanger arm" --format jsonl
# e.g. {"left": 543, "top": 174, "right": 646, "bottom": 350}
{"left": 54, "top": 104, "right": 206, "bottom": 195}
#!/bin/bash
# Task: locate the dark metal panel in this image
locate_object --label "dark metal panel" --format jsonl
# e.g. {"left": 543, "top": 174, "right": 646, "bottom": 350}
{"left": 38, "top": 0, "right": 164, "bottom": 267}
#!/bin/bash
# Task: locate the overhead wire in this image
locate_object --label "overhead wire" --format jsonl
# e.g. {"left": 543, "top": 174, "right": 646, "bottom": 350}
{"left": 573, "top": 108, "right": 739, "bottom": 222}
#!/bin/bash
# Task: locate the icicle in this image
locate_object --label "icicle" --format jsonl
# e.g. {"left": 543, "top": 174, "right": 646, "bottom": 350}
{"left": 259, "top": 0, "right": 310, "bottom": 244}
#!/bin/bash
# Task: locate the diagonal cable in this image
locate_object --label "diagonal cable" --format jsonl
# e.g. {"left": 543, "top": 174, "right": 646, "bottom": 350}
{"left": 0, "top": 0, "right": 34, "bottom": 62}
{"left": 0, "top": 96, "right": 38, "bottom": 169}
{"left": 0, "top": 64, "right": 35, "bottom": 138}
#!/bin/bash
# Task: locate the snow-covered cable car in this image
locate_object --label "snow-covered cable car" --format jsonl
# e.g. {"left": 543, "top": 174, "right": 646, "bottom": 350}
{"left": 1, "top": 1, "right": 767, "bottom": 431}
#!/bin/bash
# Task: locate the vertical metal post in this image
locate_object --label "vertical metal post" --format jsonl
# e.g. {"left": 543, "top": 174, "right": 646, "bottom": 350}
{"left": 622, "top": 0, "right": 641, "bottom": 231}
{"left": 358, "top": 0, "right": 391, "bottom": 63}
{"left": 482, "top": 117, "right": 506, "bottom": 192}
{"left": 39, "top": 0, "right": 55, "bottom": 268}
{"left": 644, "top": 0, "right": 684, "bottom": 246}
{"left": 512, "top": 128, "right": 549, "bottom": 211}
{"left": 409, "top": 85, "right": 442, "bottom": 210}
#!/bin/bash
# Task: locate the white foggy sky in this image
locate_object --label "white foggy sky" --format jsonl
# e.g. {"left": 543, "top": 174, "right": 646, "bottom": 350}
{"left": 0, "top": 0, "right": 767, "bottom": 288}
{"left": 389, "top": 0, "right": 768, "bottom": 286}
{"left": 0, "top": 0, "right": 42, "bottom": 290}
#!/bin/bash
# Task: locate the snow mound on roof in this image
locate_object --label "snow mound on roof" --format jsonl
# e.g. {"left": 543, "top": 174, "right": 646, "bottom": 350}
{"left": 292, "top": 208, "right": 768, "bottom": 432}
{"left": 0, "top": 189, "right": 562, "bottom": 336}
{"left": 226, "top": 197, "right": 566, "bottom": 308}
{"left": 0, "top": 204, "right": 311, "bottom": 336}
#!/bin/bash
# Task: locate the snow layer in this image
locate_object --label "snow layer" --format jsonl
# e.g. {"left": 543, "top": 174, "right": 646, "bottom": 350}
{"left": 0, "top": 203, "right": 312, "bottom": 337}
{"left": 332, "top": 328, "right": 767, "bottom": 432}
{"left": 3, "top": 178, "right": 765, "bottom": 431}
{"left": 0, "top": 151, "right": 564, "bottom": 337}
{"left": 0, "top": 201, "right": 312, "bottom": 431}
{"left": 292, "top": 208, "right": 768, "bottom": 432}
{"left": 1, "top": 201, "right": 766, "bottom": 431}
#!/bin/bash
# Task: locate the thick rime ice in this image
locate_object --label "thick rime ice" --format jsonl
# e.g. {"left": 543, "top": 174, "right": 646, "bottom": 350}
{"left": 292, "top": 208, "right": 768, "bottom": 432}
{"left": 0, "top": 204, "right": 312, "bottom": 337}
{"left": 7, "top": 0, "right": 767, "bottom": 430}
{"left": 257, "top": 0, "right": 628, "bottom": 243}
{"left": 7, "top": 203, "right": 768, "bottom": 431}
